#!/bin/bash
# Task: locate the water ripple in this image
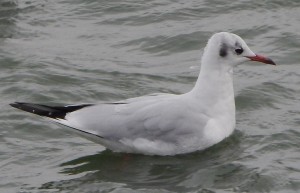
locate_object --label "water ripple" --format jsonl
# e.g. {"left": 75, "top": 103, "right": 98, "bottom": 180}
{"left": 1, "top": 0, "right": 300, "bottom": 192}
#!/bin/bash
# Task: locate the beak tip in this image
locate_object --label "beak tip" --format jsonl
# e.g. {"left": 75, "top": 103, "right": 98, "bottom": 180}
{"left": 246, "top": 54, "right": 276, "bottom": 66}
{"left": 270, "top": 60, "right": 276, "bottom": 66}
{"left": 266, "top": 59, "right": 276, "bottom": 66}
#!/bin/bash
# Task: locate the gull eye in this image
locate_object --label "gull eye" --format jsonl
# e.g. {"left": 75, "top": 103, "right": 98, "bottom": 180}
{"left": 235, "top": 48, "right": 244, "bottom": 55}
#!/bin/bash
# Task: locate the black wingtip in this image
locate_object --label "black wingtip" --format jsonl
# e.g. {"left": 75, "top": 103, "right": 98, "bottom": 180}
{"left": 10, "top": 102, "right": 65, "bottom": 119}
{"left": 10, "top": 102, "right": 93, "bottom": 119}
{"left": 10, "top": 102, "right": 17, "bottom": 108}
{"left": 10, "top": 102, "right": 25, "bottom": 110}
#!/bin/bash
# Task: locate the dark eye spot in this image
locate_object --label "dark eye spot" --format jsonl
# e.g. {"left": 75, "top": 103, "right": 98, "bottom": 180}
{"left": 219, "top": 43, "right": 227, "bottom": 57}
{"left": 235, "top": 48, "right": 244, "bottom": 55}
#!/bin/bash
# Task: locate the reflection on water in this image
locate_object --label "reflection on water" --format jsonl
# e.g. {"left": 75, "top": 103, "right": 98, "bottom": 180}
{"left": 41, "top": 132, "right": 245, "bottom": 192}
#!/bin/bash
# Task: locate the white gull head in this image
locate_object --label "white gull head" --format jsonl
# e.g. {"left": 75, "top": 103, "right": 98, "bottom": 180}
{"left": 194, "top": 32, "right": 275, "bottom": 90}
{"left": 200, "top": 32, "right": 275, "bottom": 74}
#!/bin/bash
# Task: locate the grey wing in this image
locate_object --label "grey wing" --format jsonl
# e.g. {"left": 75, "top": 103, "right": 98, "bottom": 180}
{"left": 61, "top": 94, "right": 208, "bottom": 142}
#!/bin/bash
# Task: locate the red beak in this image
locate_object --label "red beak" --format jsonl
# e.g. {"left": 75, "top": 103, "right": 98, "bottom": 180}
{"left": 246, "top": 54, "right": 276, "bottom": 65}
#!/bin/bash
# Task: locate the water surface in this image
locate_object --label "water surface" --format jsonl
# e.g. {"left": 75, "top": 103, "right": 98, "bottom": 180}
{"left": 1, "top": 0, "right": 300, "bottom": 192}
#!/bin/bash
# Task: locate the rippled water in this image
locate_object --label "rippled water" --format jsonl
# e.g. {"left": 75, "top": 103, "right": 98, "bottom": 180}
{"left": 1, "top": 0, "right": 300, "bottom": 192}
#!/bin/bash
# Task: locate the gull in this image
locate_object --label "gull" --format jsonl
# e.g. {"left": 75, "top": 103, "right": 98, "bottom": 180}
{"left": 10, "top": 32, "right": 276, "bottom": 156}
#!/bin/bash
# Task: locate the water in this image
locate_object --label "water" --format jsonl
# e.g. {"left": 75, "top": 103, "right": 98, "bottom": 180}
{"left": 1, "top": 0, "right": 300, "bottom": 192}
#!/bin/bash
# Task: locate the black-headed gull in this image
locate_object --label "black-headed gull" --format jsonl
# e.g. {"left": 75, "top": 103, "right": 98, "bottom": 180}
{"left": 10, "top": 32, "right": 276, "bottom": 155}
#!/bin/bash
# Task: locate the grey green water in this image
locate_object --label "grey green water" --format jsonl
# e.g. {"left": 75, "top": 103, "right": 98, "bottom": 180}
{"left": 1, "top": 0, "right": 300, "bottom": 192}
